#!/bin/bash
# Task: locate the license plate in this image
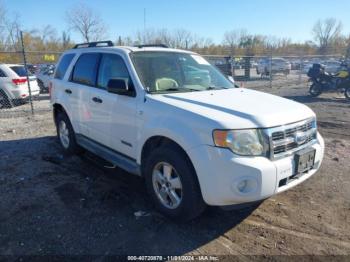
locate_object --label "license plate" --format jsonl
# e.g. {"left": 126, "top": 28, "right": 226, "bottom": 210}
{"left": 295, "top": 148, "right": 316, "bottom": 174}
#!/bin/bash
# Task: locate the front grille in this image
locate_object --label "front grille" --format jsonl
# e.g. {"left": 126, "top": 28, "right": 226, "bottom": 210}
{"left": 269, "top": 119, "right": 317, "bottom": 158}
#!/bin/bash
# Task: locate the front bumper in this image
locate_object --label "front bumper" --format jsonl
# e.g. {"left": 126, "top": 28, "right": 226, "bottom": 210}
{"left": 188, "top": 132, "right": 324, "bottom": 206}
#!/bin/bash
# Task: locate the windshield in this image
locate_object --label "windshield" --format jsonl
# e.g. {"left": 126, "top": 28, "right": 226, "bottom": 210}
{"left": 131, "top": 51, "right": 234, "bottom": 93}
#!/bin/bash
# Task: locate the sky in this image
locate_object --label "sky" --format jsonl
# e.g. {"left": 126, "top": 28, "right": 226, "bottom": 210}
{"left": 3, "top": 0, "right": 350, "bottom": 43}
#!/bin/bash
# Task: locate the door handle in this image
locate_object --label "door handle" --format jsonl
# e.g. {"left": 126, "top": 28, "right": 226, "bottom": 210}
{"left": 65, "top": 89, "right": 72, "bottom": 94}
{"left": 92, "top": 97, "right": 103, "bottom": 103}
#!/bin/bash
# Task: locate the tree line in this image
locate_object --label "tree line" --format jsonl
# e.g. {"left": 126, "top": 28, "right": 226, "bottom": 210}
{"left": 0, "top": 2, "right": 349, "bottom": 64}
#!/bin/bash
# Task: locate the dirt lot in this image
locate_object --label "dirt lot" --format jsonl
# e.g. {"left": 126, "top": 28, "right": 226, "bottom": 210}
{"left": 0, "top": 83, "right": 349, "bottom": 258}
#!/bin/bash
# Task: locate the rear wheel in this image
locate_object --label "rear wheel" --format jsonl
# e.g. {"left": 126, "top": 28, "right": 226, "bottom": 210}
{"left": 309, "top": 83, "right": 322, "bottom": 97}
{"left": 37, "top": 80, "right": 46, "bottom": 93}
{"left": 144, "top": 145, "right": 206, "bottom": 221}
{"left": 56, "top": 112, "right": 82, "bottom": 155}
{"left": 0, "top": 91, "right": 13, "bottom": 109}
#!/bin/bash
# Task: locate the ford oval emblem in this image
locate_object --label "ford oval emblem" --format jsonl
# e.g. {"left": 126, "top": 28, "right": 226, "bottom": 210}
{"left": 294, "top": 132, "right": 308, "bottom": 145}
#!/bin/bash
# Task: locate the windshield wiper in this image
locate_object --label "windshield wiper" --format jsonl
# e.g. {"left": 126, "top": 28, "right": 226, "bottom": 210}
{"left": 206, "top": 86, "right": 226, "bottom": 90}
{"left": 151, "top": 87, "right": 200, "bottom": 93}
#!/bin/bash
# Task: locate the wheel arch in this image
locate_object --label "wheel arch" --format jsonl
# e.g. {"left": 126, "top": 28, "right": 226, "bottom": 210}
{"left": 53, "top": 103, "right": 71, "bottom": 126}
{"left": 140, "top": 135, "right": 204, "bottom": 203}
{"left": 140, "top": 136, "right": 195, "bottom": 176}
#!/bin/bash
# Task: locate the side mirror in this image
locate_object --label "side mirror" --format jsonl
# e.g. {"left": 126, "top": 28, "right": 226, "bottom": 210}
{"left": 107, "top": 78, "right": 134, "bottom": 96}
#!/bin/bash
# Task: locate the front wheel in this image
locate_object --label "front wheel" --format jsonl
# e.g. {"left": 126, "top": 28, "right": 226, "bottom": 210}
{"left": 309, "top": 83, "right": 322, "bottom": 97}
{"left": 144, "top": 145, "right": 206, "bottom": 221}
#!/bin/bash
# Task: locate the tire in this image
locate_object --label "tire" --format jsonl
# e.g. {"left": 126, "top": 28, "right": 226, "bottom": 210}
{"left": 345, "top": 87, "right": 350, "bottom": 101}
{"left": 144, "top": 145, "right": 206, "bottom": 221}
{"left": 309, "top": 83, "right": 322, "bottom": 97}
{"left": 0, "top": 90, "right": 13, "bottom": 109}
{"left": 37, "top": 80, "right": 45, "bottom": 93}
{"left": 55, "top": 112, "right": 82, "bottom": 155}
{"left": 264, "top": 68, "right": 270, "bottom": 76}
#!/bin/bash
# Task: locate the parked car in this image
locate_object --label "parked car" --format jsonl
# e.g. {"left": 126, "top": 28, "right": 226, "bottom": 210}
{"left": 206, "top": 56, "right": 234, "bottom": 76}
{"left": 0, "top": 64, "right": 40, "bottom": 109}
{"left": 250, "top": 60, "right": 258, "bottom": 69}
{"left": 36, "top": 66, "right": 55, "bottom": 93}
{"left": 290, "top": 60, "right": 301, "bottom": 70}
{"left": 323, "top": 60, "right": 342, "bottom": 74}
{"left": 257, "top": 58, "right": 291, "bottom": 76}
{"left": 51, "top": 41, "right": 325, "bottom": 220}
{"left": 302, "top": 60, "right": 342, "bottom": 75}
{"left": 301, "top": 62, "right": 315, "bottom": 74}
{"left": 25, "top": 63, "right": 38, "bottom": 74}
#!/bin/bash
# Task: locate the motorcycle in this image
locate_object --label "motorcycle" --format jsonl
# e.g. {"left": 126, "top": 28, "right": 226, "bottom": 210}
{"left": 307, "top": 63, "right": 350, "bottom": 97}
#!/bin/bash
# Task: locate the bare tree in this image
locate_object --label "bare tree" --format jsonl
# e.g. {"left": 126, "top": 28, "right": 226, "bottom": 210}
{"left": 41, "top": 25, "right": 57, "bottom": 43}
{"left": 62, "top": 30, "right": 71, "bottom": 49}
{"left": 30, "top": 25, "right": 57, "bottom": 43}
{"left": 223, "top": 29, "right": 247, "bottom": 55}
{"left": 0, "top": 2, "right": 7, "bottom": 48}
{"left": 312, "top": 18, "right": 343, "bottom": 54}
{"left": 173, "top": 29, "right": 192, "bottom": 49}
{"left": 66, "top": 3, "right": 107, "bottom": 42}
{"left": 135, "top": 28, "right": 174, "bottom": 47}
{"left": 5, "top": 13, "right": 21, "bottom": 50}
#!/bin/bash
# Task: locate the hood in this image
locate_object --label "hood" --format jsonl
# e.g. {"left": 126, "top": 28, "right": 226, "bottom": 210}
{"left": 149, "top": 88, "right": 315, "bottom": 129}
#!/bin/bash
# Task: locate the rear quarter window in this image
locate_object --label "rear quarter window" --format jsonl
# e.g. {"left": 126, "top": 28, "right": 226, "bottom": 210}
{"left": 0, "top": 69, "right": 7, "bottom": 77}
{"left": 54, "top": 54, "right": 75, "bottom": 80}
{"left": 10, "top": 66, "right": 31, "bottom": 77}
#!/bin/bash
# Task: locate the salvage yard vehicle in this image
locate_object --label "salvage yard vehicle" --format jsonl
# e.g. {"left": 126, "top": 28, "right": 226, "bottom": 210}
{"left": 257, "top": 57, "right": 291, "bottom": 76}
{"left": 36, "top": 65, "right": 55, "bottom": 93}
{"left": 50, "top": 41, "right": 325, "bottom": 220}
{"left": 0, "top": 64, "right": 40, "bottom": 109}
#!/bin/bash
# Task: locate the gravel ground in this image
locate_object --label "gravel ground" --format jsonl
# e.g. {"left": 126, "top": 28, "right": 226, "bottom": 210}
{"left": 0, "top": 83, "right": 349, "bottom": 258}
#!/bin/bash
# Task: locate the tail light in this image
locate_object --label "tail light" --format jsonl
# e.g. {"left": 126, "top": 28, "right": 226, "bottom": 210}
{"left": 12, "top": 78, "right": 27, "bottom": 85}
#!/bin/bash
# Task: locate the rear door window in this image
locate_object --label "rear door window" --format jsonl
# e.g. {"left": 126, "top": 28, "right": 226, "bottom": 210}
{"left": 54, "top": 54, "right": 75, "bottom": 80}
{"left": 71, "top": 53, "right": 100, "bottom": 86}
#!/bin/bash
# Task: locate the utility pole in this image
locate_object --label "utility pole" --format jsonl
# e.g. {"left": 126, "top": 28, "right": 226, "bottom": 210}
{"left": 20, "top": 31, "right": 34, "bottom": 115}
{"left": 143, "top": 8, "right": 146, "bottom": 44}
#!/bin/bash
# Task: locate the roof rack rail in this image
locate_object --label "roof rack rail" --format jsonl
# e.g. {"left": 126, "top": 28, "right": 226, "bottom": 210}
{"left": 135, "top": 44, "right": 168, "bottom": 48}
{"left": 73, "top": 41, "right": 114, "bottom": 49}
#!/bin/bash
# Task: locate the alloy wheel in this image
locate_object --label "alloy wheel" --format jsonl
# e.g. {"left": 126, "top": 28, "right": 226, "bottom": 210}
{"left": 58, "top": 120, "right": 70, "bottom": 149}
{"left": 152, "top": 162, "right": 183, "bottom": 209}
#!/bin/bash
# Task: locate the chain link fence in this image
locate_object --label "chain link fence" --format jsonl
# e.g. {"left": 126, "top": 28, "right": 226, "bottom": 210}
{"left": 0, "top": 49, "right": 61, "bottom": 118}
{"left": 0, "top": 48, "right": 345, "bottom": 120}
{"left": 204, "top": 54, "right": 344, "bottom": 89}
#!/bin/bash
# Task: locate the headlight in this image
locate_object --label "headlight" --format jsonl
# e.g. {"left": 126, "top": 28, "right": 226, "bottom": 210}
{"left": 213, "top": 129, "right": 269, "bottom": 156}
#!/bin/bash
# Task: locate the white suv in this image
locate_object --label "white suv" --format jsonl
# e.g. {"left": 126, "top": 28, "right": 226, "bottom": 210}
{"left": 0, "top": 64, "right": 40, "bottom": 108}
{"left": 50, "top": 41, "right": 324, "bottom": 220}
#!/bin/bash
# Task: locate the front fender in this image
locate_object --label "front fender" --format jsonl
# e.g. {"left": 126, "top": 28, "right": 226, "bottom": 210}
{"left": 136, "top": 116, "right": 210, "bottom": 164}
